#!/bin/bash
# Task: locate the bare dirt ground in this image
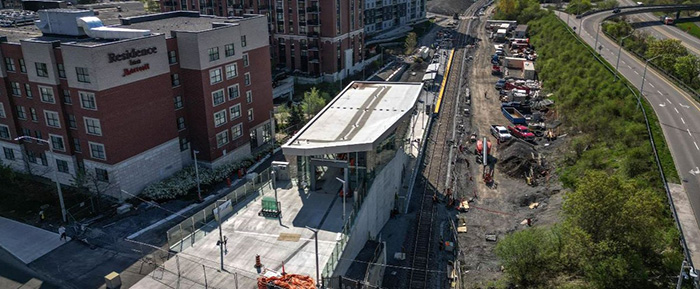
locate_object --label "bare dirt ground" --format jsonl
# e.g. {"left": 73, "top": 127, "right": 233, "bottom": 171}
{"left": 427, "top": 0, "right": 477, "bottom": 16}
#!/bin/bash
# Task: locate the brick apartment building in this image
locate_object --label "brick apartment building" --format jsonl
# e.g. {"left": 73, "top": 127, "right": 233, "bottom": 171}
{"left": 160, "top": 0, "right": 425, "bottom": 81}
{"left": 0, "top": 9, "right": 273, "bottom": 198}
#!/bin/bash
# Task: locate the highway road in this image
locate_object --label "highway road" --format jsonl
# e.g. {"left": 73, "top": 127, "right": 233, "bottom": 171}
{"left": 556, "top": 10, "right": 700, "bottom": 267}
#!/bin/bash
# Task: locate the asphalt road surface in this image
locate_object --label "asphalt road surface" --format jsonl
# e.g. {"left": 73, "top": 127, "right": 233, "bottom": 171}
{"left": 557, "top": 9, "right": 700, "bottom": 263}
{"left": 0, "top": 246, "right": 58, "bottom": 289}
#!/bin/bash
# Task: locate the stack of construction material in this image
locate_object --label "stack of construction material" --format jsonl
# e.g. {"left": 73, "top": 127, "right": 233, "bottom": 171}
{"left": 257, "top": 274, "right": 316, "bottom": 289}
{"left": 498, "top": 140, "right": 548, "bottom": 180}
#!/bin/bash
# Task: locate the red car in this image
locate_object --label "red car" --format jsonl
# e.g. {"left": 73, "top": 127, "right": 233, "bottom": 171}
{"left": 507, "top": 125, "right": 535, "bottom": 141}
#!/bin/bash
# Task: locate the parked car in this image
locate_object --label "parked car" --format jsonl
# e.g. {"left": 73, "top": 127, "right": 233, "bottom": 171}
{"left": 612, "top": 7, "right": 621, "bottom": 13}
{"left": 507, "top": 125, "right": 535, "bottom": 141}
{"left": 490, "top": 125, "right": 512, "bottom": 142}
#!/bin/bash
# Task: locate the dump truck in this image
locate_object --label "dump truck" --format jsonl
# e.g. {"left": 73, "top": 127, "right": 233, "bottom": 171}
{"left": 507, "top": 125, "right": 535, "bottom": 141}
{"left": 490, "top": 125, "right": 512, "bottom": 142}
{"left": 502, "top": 106, "right": 527, "bottom": 125}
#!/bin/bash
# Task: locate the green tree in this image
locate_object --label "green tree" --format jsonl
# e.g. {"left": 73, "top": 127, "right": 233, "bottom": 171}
{"left": 674, "top": 55, "right": 700, "bottom": 87}
{"left": 646, "top": 38, "right": 688, "bottom": 72}
{"left": 566, "top": 0, "right": 593, "bottom": 14}
{"left": 287, "top": 104, "right": 304, "bottom": 129}
{"left": 495, "top": 227, "right": 562, "bottom": 287}
{"left": 404, "top": 32, "right": 417, "bottom": 55}
{"left": 301, "top": 87, "right": 327, "bottom": 120}
{"left": 495, "top": 0, "right": 518, "bottom": 20}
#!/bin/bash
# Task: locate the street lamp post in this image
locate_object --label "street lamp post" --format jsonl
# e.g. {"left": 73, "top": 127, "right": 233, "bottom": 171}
{"left": 15, "top": 136, "right": 66, "bottom": 223}
{"left": 215, "top": 199, "right": 225, "bottom": 271}
{"left": 641, "top": 54, "right": 664, "bottom": 96}
{"left": 615, "top": 33, "right": 634, "bottom": 81}
{"left": 305, "top": 226, "right": 320, "bottom": 288}
{"left": 193, "top": 150, "right": 202, "bottom": 201}
{"left": 594, "top": 22, "right": 601, "bottom": 52}
{"left": 335, "top": 177, "right": 347, "bottom": 222}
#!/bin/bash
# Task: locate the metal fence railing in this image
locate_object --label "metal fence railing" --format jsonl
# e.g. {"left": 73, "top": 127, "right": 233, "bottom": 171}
{"left": 166, "top": 167, "right": 272, "bottom": 252}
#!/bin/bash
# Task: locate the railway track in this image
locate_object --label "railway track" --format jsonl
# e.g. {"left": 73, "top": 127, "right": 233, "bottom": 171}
{"left": 407, "top": 4, "right": 479, "bottom": 288}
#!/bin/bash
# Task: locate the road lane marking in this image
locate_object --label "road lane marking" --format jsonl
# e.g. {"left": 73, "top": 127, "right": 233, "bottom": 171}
{"left": 649, "top": 83, "right": 655, "bottom": 88}
{"left": 695, "top": 142, "right": 699, "bottom": 151}
{"left": 689, "top": 129, "right": 693, "bottom": 136}
{"left": 674, "top": 107, "right": 680, "bottom": 114}
{"left": 634, "top": 71, "right": 639, "bottom": 75}
{"left": 659, "top": 103, "right": 666, "bottom": 107}
{"left": 681, "top": 118, "right": 686, "bottom": 124}
{"left": 680, "top": 103, "right": 690, "bottom": 109}
{"left": 627, "top": 65, "right": 632, "bottom": 69}
{"left": 666, "top": 98, "right": 672, "bottom": 105}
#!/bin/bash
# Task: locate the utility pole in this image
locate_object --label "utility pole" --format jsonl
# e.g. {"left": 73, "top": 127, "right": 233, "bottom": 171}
{"left": 194, "top": 150, "right": 202, "bottom": 201}
{"left": 216, "top": 199, "right": 225, "bottom": 271}
{"left": 306, "top": 226, "right": 320, "bottom": 288}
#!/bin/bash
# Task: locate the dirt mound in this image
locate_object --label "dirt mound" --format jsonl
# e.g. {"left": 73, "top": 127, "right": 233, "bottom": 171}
{"left": 427, "top": 0, "right": 473, "bottom": 15}
{"left": 497, "top": 140, "right": 548, "bottom": 179}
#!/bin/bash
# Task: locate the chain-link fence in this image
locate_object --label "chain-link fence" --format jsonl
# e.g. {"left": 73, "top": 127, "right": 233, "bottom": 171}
{"left": 166, "top": 168, "right": 272, "bottom": 252}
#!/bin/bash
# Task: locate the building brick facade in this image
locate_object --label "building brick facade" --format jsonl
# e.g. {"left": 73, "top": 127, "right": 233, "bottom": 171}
{"left": 0, "top": 10, "right": 274, "bottom": 198}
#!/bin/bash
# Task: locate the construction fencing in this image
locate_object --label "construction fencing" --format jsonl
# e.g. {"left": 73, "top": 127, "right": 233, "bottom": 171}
{"left": 166, "top": 168, "right": 273, "bottom": 252}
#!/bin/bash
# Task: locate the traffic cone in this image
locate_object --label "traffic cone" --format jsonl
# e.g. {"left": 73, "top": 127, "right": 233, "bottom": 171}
{"left": 255, "top": 255, "right": 262, "bottom": 268}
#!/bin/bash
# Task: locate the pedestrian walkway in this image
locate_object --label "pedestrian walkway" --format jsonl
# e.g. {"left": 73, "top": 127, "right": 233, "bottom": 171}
{"left": 0, "top": 217, "right": 69, "bottom": 264}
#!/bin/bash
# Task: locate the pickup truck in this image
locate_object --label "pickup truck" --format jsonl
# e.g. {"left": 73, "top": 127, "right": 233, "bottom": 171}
{"left": 507, "top": 125, "right": 535, "bottom": 141}
{"left": 495, "top": 79, "right": 506, "bottom": 90}
{"left": 490, "top": 125, "right": 512, "bottom": 142}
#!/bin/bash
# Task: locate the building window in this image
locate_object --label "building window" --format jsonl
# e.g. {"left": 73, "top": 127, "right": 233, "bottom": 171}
{"left": 24, "top": 84, "right": 32, "bottom": 98}
{"left": 232, "top": 123, "right": 243, "bottom": 139}
{"left": 19, "top": 59, "right": 26, "bottom": 73}
{"left": 45, "top": 111, "right": 60, "bottom": 128}
{"left": 84, "top": 117, "right": 102, "bottom": 136}
{"left": 216, "top": 130, "right": 229, "bottom": 147}
{"left": 229, "top": 104, "right": 241, "bottom": 120}
{"left": 179, "top": 137, "right": 189, "bottom": 151}
{"left": 35, "top": 62, "right": 48, "bottom": 77}
{"left": 177, "top": 117, "right": 186, "bottom": 130}
{"left": 225, "top": 43, "right": 235, "bottom": 57}
{"left": 39, "top": 86, "right": 55, "bottom": 103}
{"left": 21, "top": 128, "right": 30, "bottom": 138}
{"left": 68, "top": 114, "right": 77, "bottom": 129}
{"left": 227, "top": 84, "right": 240, "bottom": 100}
{"left": 243, "top": 54, "right": 249, "bottom": 67}
{"left": 174, "top": 95, "right": 183, "bottom": 109}
{"left": 10, "top": 82, "right": 20, "bottom": 96}
{"left": 95, "top": 168, "right": 109, "bottom": 182}
{"left": 63, "top": 90, "right": 71, "bottom": 104}
{"left": 3, "top": 147, "right": 14, "bottom": 160}
{"left": 39, "top": 152, "right": 47, "bottom": 166}
{"left": 246, "top": 90, "right": 253, "bottom": 103}
{"left": 241, "top": 35, "right": 247, "bottom": 47}
{"left": 171, "top": 73, "right": 180, "bottom": 87}
{"left": 89, "top": 142, "right": 106, "bottom": 160}
{"left": 4, "top": 58, "right": 15, "bottom": 72}
{"left": 0, "top": 103, "right": 5, "bottom": 118}
{"left": 79, "top": 92, "right": 97, "bottom": 110}
{"left": 225, "top": 63, "right": 238, "bottom": 79}
{"left": 76, "top": 67, "right": 90, "bottom": 83}
{"left": 0, "top": 125, "right": 10, "bottom": 139}
{"left": 30, "top": 108, "right": 37, "bottom": 122}
{"left": 208, "top": 47, "right": 220, "bottom": 62}
{"left": 16, "top": 106, "right": 26, "bottom": 120}
{"left": 248, "top": 108, "right": 254, "bottom": 122}
{"left": 56, "top": 159, "right": 69, "bottom": 173}
{"left": 35, "top": 130, "right": 42, "bottom": 140}
{"left": 244, "top": 72, "right": 251, "bottom": 86}
{"left": 57, "top": 63, "right": 66, "bottom": 78}
{"left": 212, "top": 90, "right": 225, "bottom": 106}
{"left": 169, "top": 50, "right": 178, "bottom": 64}
{"left": 26, "top": 151, "right": 36, "bottom": 164}
{"left": 263, "top": 122, "right": 272, "bottom": 143}
{"left": 73, "top": 138, "right": 81, "bottom": 153}
{"left": 214, "top": 109, "right": 227, "bottom": 127}
{"left": 210, "top": 68, "right": 222, "bottom": 84}
{"left": 50, "top": 135, "right": 65, "bottom": 151}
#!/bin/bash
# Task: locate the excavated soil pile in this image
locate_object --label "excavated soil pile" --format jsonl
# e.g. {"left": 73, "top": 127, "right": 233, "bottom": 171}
{"left": 497, "top": 140, "right": 547, "bottom": 179}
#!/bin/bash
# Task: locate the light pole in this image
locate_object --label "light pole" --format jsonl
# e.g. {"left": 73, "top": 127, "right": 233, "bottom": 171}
{"left": 215, "top": 199, "right": 225, "bottom": 271}
{"left": 15, "top": 136, "right": 66, "bottom": 223}
{"left": 615, "top": 33, "right": 634, "bottom": 81}
{"left": 594, "top": 22, "right": 601, "bottom": 52}
{"left": 641, "top": 54, "right": 664, "bottom": 96}
{"left": 305, "top": 226, "right": 320, "bottom": 288}
{"left": 193, "top": 150, "right": 202, "bottom": 201}
{"left": 335, "top": 176, "right": 347, "bottom": 222}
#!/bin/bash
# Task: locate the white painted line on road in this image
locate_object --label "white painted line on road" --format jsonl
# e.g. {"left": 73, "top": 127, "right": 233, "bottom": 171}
{"left": 689, "top": 129, "right": 693, "bottom": 137}
{"left": 674, "top": 107, "right": 680, "bottom": 114}
{"left": 681, "top": 118, "right": 686, "bottom": 124}
{"left": 621, "top": 61, "right": 626, "bottom": 65}
{"left": 627, "top": 65, "right": 632, "bottom": 69}
{"left": 634, "top": 71, "right": 639, "bottom": 75}
{"left": 649, "top": 83, "right": 655, "bottom": 88}
{"left": 680, "top": 103, "right": 690, "bottom": 109}
{"left": 695, "top": 142, "right": 699, "bottom": 151}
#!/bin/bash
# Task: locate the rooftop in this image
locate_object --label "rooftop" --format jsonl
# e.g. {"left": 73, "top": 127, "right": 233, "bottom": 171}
{"left": 117, "top": 12, "right": 251, "bottom": 34}
{"left": 282, "top": 81, "right": 423, "bottom": 156}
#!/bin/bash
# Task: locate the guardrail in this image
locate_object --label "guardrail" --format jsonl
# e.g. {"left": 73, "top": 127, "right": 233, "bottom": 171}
{"left": 557, "top": 14, "right": 696, "bottom": 284}
{"left": 578, "top": 4, "right": 700, "bottom": 18}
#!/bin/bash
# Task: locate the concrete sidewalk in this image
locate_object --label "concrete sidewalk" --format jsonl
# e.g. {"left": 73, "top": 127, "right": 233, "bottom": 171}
{"left": 0, "top": 217, "right": 69, "bottom": 264}
{"left": 669, "top": 184, "right": 700, "bottom": 268}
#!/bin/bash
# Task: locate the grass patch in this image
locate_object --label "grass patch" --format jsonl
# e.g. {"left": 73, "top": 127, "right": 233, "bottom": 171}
{"left": 677, "top": 22, "right": 700, "bottom": 40}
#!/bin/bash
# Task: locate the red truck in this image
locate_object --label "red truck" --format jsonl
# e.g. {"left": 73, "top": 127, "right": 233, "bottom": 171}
{"left": 507, "top": 125, "right": 535, "bottom": 141}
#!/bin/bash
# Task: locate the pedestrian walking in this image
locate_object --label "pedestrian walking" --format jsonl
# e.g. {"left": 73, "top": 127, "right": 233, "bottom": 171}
{"left": 58, "top": 226, "right": 66, "bottom": 241}
{"left": 39, "top": 210, "right": 45, "bottom": 222}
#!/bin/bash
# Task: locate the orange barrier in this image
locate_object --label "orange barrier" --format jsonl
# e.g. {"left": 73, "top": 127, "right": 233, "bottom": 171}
{"left": 257, "top": 274, "right": 316, "bottom": 289}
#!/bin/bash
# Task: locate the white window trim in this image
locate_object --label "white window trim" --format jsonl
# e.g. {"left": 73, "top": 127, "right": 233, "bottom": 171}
{"left": 246, "top": 90, "right": 253, "bottom": 103}
{"left": 229, "top": 103, "right": 242, "bottom": 120}
{"left": 212, "top": 89, "right": 226, "bottom": 107}
{"left": 174, "top": 95, "right": 184, "bottom": 110}
{"left": 44, "top": 110, "right": 61, "bottom": 128}
{"left": 84, "top": 117, "right": 102, "bottom": 136}
{"left": 0, "top": 124, "right": 10, "bottom": 140}
{"left": 49, "top": 134, "right": 65, "bottom": 152}
{"left": 216, "top": 130, "right": 229, "bottom": 148}
{"left": 243, "top": 53, "right": 250, "bottom": 67}
{"left": 214, "top": 109, "right": 227, "bottom": 127}
{"left": 79, "top": 91, "right": 98, "bottom": 110}
{"left": 38, "top": 86, "right": 55, "bottom": 104}
{"left": 209, "top": 68, "right": 222, "bottom": 85}
{"left": 225, "top": 63, "right": 238, "bottom": 79}
{"left": 231, "top": 123, "right": 243, "bottom": 139}
{"left": 0, "top": 102, "right": 5, "bottom": 118}
{"left": 244, "top": 72, "right": 251, "bottom": 86}
{"left": 228, "top": 84, "right": 240, "bottom": 100}
{"left": 88, "top": 141, "right": 107, "bottom": 160}
{"left": 248, "top": 108, "right": 254, "bottom": 122}
{"left": 177, "top": 117, "right": 186, "bottom": 131}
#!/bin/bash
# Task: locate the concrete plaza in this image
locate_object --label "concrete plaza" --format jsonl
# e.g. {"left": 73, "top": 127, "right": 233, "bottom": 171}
{"left": 0, "top": 216, "right": 69, "bottom": 264}
{"left": 131, "top": 178, "right": 351, "bottom": 289}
